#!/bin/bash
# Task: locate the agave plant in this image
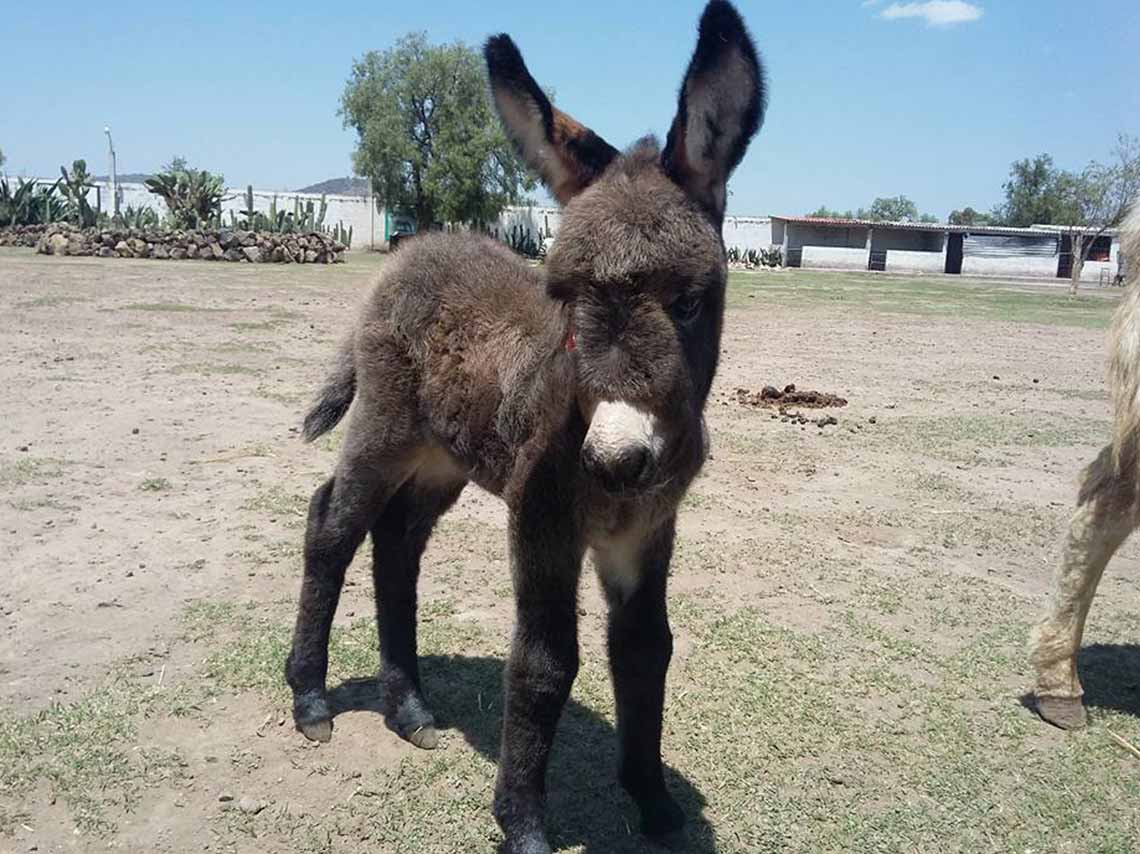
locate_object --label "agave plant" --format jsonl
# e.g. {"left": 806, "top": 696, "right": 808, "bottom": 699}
{"left": 118, "top": 204, "right": 161, "bottom": 231}
{"left": 0, "top": 177, "right": 68, "bottom": 226}
{"left": 145, "top": 161, "right": 227, "bottom": 229}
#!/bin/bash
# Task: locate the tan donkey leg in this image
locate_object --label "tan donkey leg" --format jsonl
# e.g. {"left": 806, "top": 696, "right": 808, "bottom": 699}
{"left": 1030, "top": 449, "right": 1136, "bottom": 729}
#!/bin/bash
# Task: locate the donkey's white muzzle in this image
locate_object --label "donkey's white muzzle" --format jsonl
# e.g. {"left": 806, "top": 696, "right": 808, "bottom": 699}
{"left": 581, "top": 401, "right": 663, "bottom": 493}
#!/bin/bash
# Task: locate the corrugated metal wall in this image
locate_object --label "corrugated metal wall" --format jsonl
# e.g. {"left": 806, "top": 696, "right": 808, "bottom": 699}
{"left": 963, "top": 234, "right": 1057, "bottom": 257}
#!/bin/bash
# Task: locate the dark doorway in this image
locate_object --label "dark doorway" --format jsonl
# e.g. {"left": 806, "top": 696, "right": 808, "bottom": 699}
{"left": 945, "top": 233, "right": 964, "bottom": 274}
{"left": 1058, "top": 234, "right": 1073, "bottom": 279}
{"left": 868, "top": 249, "right": 887, "bottom": 271}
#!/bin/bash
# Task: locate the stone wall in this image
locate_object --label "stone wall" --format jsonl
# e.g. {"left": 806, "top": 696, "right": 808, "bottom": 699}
{"left": 20, "top": 224, "right": 346, "bottom": 263}
{"left": 0, "top": 224, "right": 48, "bottom": 247}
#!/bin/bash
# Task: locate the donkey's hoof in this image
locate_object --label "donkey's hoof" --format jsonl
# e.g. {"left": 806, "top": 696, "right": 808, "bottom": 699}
{"left": 407, "top": 725, "right": 440, "bottom": 750}
{"left": 385, "top": 693, "right": 438, "bottom": 749}
{"left": 300, "top": 719, "right": 333, "bottom": 743}
{"left": 640, "top": 795, "right": 686, "bottom": 840}
{"left": 293, "top": 689, "right": 334, "bottom": 742}
{"left": 1036, "top": 695, "right": 1088, "bottom": 730}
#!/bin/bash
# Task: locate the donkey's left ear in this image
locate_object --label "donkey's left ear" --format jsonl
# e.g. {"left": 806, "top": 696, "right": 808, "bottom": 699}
{"left": 485, "top": 35, "right": 619, "bottom": 205}
{"left": 662, "top": 1, "right": 766, "bottom": 225}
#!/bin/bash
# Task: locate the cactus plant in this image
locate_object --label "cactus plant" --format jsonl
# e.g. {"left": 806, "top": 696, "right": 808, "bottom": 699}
{"left": 59, "top": 159, "right": 97, "bottom": 227}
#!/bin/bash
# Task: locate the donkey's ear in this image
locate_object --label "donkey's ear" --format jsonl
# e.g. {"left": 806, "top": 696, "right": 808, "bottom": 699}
{"left": 662, "top": 1, "right": 765, "bottom": 225}
{"left": 485, "top": 35, "right": 619, "bottom": 204}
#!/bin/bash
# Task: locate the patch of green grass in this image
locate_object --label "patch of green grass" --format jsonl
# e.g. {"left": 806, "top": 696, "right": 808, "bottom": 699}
{"left": 0, "top": 673, "right": 189, "bottom": 835}
{"left": 122, "top": 302, "right": 216, "bottom": 312}
{"left": 867, "top": 413, "right": 1108, "bottom": 461}
{"left": 728, "top": 269, "right": 1120, "bottom": 329}
{"left": 139, "top": 477, "right": 173, "bottom": 492}
{"left": 228, "top": 320, "right": 285, "bottom": 332}
{"left": 255, "top": 386, "right": 306, "bottom": 406}
{"left": 0, "top": 456, "right": 66, "bottom": 486}
{"left": 9, "top": 496, "right": 79, "bottom": 512}
{"left": 242, "top": 485, "right": 309, "bottom": 524}
{"left": 15, "top": 295, "right": 89, "bottom": 309}
{"left": 170, "top": 362, "right": 259, "bottom": 376}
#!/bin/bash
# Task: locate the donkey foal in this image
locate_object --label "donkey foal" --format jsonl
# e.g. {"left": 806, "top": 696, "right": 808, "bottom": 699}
{"left": 284, "top": 2, "right": 765, "bottom": 850}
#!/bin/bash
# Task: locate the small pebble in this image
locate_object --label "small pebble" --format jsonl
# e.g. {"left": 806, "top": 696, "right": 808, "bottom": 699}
{"left": 131, "top": 427, "right": 140, "bottom": 435}
{"left": 238, "top": 796, "right": 264, "bottom": 815}
{"left": 218, "top": 793, "right": 234, "bottom": 803}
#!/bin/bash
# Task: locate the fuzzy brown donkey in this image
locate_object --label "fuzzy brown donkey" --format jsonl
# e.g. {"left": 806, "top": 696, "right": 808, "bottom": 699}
{"left": 285, "top": 3, "right": 764, "bottom": 850}
{"left": 1031, "top": 203, "right": 1140, "bottom": 729}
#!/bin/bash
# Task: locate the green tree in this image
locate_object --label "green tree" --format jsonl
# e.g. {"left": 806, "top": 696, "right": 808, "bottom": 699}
{"left": 949, "top": 207, "right": 994, "bottom": 226}
{"left": 806, "top": 205, "right": 854, "bottom": 219}
{"left": 340, "top": 33, "right": 534, "bottom": 232}
{"left": 867, "top": 195, "right": 920, "bottom": 222}
{"left": 992, "top": 154, "right": 1072, "bottom": 227}
{"left": 1056, "top": 134, "right": 1140, "bottom": 295}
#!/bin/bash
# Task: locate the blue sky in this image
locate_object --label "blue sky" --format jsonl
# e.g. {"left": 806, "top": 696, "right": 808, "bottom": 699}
{"left": 2, "top": 1, "right": 1137, "bottom": 219}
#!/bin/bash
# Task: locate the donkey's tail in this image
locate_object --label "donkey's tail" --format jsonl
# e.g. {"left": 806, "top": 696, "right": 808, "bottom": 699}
{"left": 302, "top": 337, "right": 357, "bottom": 442}
{"left": 1107, "top": 204, "right": 1140, "bottom": 481}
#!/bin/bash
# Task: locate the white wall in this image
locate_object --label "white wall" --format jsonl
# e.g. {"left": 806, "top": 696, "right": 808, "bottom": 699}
{"left": 723, "top": 217, "right": 773, "bottom": 252}
{"left": 801, "top": 246, "right": 868, "bottom": 270}
{"left": 68, "top": 181, "right": 384, "bottom": 249}
{"left": 886, "top": 250, "right": 945, "bottom": 273}
{"left": 961, "top": 254, "right": 1060, "bottom": 278}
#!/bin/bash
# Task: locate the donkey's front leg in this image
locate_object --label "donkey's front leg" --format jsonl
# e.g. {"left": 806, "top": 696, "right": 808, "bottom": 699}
{"left": 493, "top": 508, "right": 583, "bottom": 854}
{"left": 598, "top": 518, "right": 684, "bottom": 839}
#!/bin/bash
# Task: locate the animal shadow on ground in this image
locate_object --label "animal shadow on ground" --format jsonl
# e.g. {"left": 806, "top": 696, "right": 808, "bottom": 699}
{"left": 328, "top": 655, "right": 717, "bottom": 853}
{"left": 1019, "top": 644, "right": 1140, "bottom": 721}
{"left": 1077, "top": 644, "right": 1140, "bottom": 716}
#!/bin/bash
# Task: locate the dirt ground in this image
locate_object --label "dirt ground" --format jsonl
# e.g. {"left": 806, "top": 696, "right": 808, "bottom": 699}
{"left": 2, "top": 249, "right": 1139, "bottom": 853}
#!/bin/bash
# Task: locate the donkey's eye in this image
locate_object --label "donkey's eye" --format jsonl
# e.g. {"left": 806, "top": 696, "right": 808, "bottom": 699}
{"left": 671, "top": 293, "right": 702, "bottom": 325}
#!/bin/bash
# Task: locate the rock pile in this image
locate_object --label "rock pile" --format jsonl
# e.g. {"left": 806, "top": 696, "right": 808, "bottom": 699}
{"left": 14, "top": 223, "right": 347, "bottom": 263}
{"left": 0, "top": 224, "right": 49, "bottom": 247}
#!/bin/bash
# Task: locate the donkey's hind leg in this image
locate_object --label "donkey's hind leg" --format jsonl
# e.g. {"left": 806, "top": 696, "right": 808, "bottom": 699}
{"left": 286, "top": 444, "right": 415, "bottom": 743}
{"left": 1031, "top": 445, "right": 1137, "bottom": 729}
{"left": 372, "top": 475, "right": 465, "bottom": 749}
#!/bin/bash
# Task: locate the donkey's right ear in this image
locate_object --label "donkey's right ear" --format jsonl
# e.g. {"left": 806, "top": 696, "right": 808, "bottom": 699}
{"left": 485, "top": 35, "right": 619, "bottom": 205}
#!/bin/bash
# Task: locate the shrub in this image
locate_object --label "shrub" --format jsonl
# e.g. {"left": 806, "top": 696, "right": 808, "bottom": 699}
{"left": 145, "top": 159, "right": 226, "bottom": 229}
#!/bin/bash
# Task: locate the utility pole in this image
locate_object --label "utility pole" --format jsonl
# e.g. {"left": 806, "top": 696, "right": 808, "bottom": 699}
{"left": 104, "top": 126, "right": 119, "bottom": 218}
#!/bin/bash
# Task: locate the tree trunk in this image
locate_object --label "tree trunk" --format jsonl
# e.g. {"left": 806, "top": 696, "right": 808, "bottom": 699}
{"left": 1068, "top": 232, "right": 1084, "bottom": 298}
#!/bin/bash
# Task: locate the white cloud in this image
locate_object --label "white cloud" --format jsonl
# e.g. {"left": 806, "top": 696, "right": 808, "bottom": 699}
{"left": 876, "top": 1, "right": 983, "bottom": 26}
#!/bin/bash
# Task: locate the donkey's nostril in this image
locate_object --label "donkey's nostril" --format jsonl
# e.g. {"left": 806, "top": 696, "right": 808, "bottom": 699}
{"left": 582, "top": 444, "right": 653, "bottom": 492}
{"left": 612, "top": 445, "right": 651, "bottom": 487}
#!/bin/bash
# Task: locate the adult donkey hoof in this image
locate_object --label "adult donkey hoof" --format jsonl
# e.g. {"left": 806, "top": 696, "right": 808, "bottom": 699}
{"left": 293, "top": 690, "right": 334, "bottom": 742}
{"left": 1036, "top": 695, "right": 1088, "bottom": 730}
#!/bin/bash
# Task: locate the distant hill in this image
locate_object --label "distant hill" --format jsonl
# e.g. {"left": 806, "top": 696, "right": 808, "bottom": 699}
{"left": 296, "top": 177, "right": 369, "bottom": 196}
{"left": 84, "top": 173, "right": 371, "bottom": 195}
{"left": 94, "top": 173, "right": 153, "bottom": 184}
